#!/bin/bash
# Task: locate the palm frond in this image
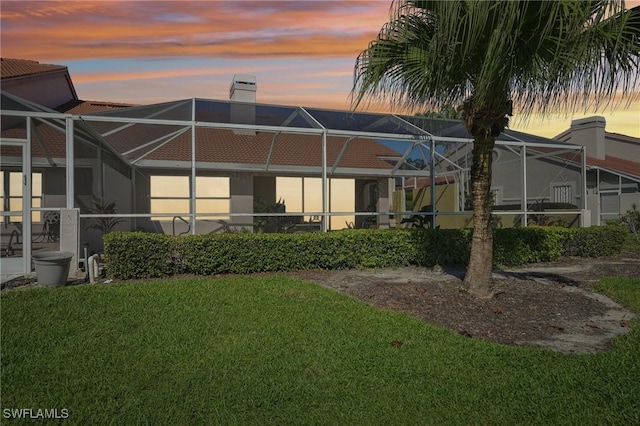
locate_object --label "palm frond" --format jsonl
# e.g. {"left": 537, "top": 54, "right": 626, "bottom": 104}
{"left": 352, "top": 0, "right": 640, "bottom": 118}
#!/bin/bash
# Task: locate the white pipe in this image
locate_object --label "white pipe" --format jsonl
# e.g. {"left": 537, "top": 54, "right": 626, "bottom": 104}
{"left": 88, "top": 254, "right": 100, "bottom": 284}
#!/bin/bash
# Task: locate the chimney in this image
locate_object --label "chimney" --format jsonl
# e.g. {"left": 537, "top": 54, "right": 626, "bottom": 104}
{"left": 229, "top": 74, "right": 256, "bottom": 135}
{"left": 230, "top": 74, "right": 257, "bottom": 102}
{"left": 570, "top": 116, "right": 606, "bottom": 160}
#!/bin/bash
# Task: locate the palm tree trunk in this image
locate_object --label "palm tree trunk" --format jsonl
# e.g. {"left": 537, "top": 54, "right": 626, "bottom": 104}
{"left": 463, "top": 136, "right": 495, "bottom": 298}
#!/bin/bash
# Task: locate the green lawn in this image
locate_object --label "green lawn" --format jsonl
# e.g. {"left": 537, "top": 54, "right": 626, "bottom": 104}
{"left": 622, "top": 234, "right": 640, "bottom": 252}
{"left": 2, "top": 275, "right": 639, "bottom": 425}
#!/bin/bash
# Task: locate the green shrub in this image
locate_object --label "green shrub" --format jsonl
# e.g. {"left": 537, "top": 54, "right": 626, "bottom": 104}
{"left": 564, "top": 225, "right": 628, "bottom": 257}
{"left": 103, "top": 225, "right": 628, "bottom": 280}
{"left": 103, "top": 232, "right": 173, "bottom": 279}
{"left": 410, "top": 229, "right": 471, "bottom": 266}
{"left": 178, "top": 230, "right": 416, "bottom": 275}
{"left": 608, "top": 204, "right": 640, "bottom": 237}
{"left": 493, "top": 227, "right": 567, "bottom": 266}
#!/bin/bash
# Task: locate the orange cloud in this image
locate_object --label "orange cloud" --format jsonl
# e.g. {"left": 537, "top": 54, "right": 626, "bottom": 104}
{"left": 1, "top": 1, "right": 390, "bottom": 61}
{"left": 72, "top": 63, "right": 288, "bottom": 84}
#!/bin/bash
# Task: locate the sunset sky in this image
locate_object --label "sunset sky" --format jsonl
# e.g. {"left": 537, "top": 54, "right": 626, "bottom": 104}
{"left": 1, "top": 0, "right": 638, "bottom": 139}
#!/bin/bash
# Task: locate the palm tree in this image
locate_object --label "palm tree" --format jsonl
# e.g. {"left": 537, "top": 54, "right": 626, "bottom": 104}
{"left": 418, "top": 104, "right": 461, "bottom": 119}
{"left": 352, "top": 0, "right": 639, "bottom": 298}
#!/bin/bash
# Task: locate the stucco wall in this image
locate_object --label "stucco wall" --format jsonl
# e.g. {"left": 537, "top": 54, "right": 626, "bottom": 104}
{"left": 492, "top": 156, "right": 582, "bottom": 208}
{"left": 621, "top": 193, "right": 640, "bottom": 216}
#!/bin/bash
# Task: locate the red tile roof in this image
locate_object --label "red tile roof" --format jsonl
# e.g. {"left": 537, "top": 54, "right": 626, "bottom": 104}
{"left": 1, "top": 122, "right": 71, "bottom": 160}
{"left": 138, "top": 129, "right": 396, "bottom": 170}
{"left": 1, "top": 58, "right": 67, "bottom": 79}
{"left": 56, "top": 100, "right": 134, "bottom": 114}
{"left": 2, "top": 123, "right": 398, "bottom": 172}
{"left": 587, "top": 155, "right": 640, "bottom": 178}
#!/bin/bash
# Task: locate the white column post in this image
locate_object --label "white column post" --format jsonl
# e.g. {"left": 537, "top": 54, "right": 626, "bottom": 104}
{"left": 321, "top": 131, "right": 328, "bottom": 232}
{"left": 522, "top": 146, "right": 528, "bottom": 226}
{"left": 430, "top": 138, "right": 436, "bottom": 229}
{"left": 23, "top": 117, "right": 33, "bottom": 273}
{"left": 190, "top": 98, "right": 197, "bottom": 234}
{"left": 65, "top": 117, "right": 74, "bottom": 209}
{"left": 582, "top": 146, "right": 588, "bottom": 226}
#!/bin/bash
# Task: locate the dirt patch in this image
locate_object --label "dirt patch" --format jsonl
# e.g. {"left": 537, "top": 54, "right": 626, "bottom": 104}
{"left": 287, "top": 252, "right": 639, "bottom": 354}
{"left": 3, "top": 251, "right": 638, "bottom": 353}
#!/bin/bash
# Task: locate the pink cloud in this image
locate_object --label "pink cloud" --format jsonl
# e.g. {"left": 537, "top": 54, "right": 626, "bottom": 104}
{"left": 1, "top": 1, "right": 390, "bottom": 61}
{"left": 72, "top": 63, "right": 287, "bottom": 84}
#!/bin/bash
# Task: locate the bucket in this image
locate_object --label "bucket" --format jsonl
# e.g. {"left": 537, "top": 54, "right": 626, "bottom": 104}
{"left": 32, "top": 251, "right": 74, "bottom": 287}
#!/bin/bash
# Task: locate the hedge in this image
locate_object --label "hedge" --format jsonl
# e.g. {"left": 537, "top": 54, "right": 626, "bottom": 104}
{"left": 563, "top": 225, "right": 628, "bottom": 257}
{"left": 103, "top": 232, "right": 173, "bottom": 279}
{"left": 103, "top": 226, "right": 629, "bottom": 280}
{"left": 176, "top": 230, "right": 418, "bottom": 275}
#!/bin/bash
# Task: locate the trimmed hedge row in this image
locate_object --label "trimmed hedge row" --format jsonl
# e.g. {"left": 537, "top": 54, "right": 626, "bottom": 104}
{"left": 103, "top": 225, "right": 629, "bottom": 280}
{"left": 103, "top": 231, "right": 173, "bottom": 279}
{"left": 175, "top": 230, "right": 416, "bottom": 275}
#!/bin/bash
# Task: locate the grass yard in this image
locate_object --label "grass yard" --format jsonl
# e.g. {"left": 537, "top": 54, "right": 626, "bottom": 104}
{"left": 622, "top": 234, "right": 640, "bottom": 252}
{"left": 2, "top": 275, "right": 639, "bottom": 425}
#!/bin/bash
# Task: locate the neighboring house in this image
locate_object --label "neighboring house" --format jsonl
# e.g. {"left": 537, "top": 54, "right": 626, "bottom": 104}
{"left": 554, "top": 116, "right": 640, "bottom": 225}
{"left": 406, "top": 116, "right": 639, "bottom": 228}
{"left": 410, "top": 121, "right": 587, "bottom": 228}
{"left": 1, "top": 58, "right": 77, "bottom": 109}
{"left": 0, "top": 58, "right": 131, "bottom": 114}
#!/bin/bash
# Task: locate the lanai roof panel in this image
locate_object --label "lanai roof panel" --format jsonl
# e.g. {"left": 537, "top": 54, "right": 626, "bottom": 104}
{"left": 195, "top": 99, "right": 319, "bottom": 129}
{"left": 303, "top": 108, "right": 425, "bottom": 135}
{"left": 85, "top": 99, "right": 192, "bottom": 122}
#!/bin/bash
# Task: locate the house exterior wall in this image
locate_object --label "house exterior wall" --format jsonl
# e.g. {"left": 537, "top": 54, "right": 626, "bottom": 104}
{"left": 489, "top": 146, "right": 523, "bottom": 206}
{"left": 556, "top": 116, "right": 640, "bottom": 162}
{"left": 555, "top": 117, "right": 639, "bottom": 224}
{"left": 355, "top": 179, "right": 371, "bottom": 228}
{"left": 133, "top": 169, "right": 152, "bottom": 230}
{"left": 377, "top": 178, "right": 390, "bottom": 229}
{"left": 492, "top": 156, "right": 582, "bottom": 208}
{"left": 230, "top": 172, "right": 253, "bottom": 231}
{"left": 560, "top": 116, "right": 606, "bottom": 160}
{"left": 42, "top": 167, "right": 66, "bottom": 208}
{"left": 587, "top": 194, "right": 600, "bottom": 226}
{"left": 604, "top": 134, "right": 640, "bottom": 160}
{"left": 620, "top": 193, "right": 640, "bottom": 217}
{"left": 254, "top": 176, "right": 276, "bottom": 205}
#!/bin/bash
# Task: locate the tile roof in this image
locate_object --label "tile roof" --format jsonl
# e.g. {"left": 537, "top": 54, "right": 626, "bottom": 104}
{"left": 56, "top": 99, "right": 134, "bottom": 114}
{"left": 1, "top": 121, "right": 81, "bottom": 160}
{"left": 127, "top": 128, "right": 397, "bottom": 171}
{"left": 1, "top": 58, "right": 67, "bottom": 79}
{"left": 2, "top": 123, "right": 398, "bottom": 172}
{"left": 587, "top": 155, "right": 640, "bottom": 178}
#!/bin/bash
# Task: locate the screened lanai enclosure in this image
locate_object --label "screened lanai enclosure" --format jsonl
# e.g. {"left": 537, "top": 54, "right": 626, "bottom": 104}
{"left": 1, "top": 90, "right": 586, "bottom": 276}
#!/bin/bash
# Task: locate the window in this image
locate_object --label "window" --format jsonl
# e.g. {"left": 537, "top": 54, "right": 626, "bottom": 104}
{"left": 276, "top": 177, "right": 354, "bottom": 229}
{"left": 195, "top": 176, "right": 230, "bottom": 219}
{"left": 1, "top": 171, "right": 42, "bottom": 223}
{"left": 552, "top": 183, "right": 573, "bottom": 204}
{"left": 150, "top": 175, "right": 190, "bottom": 220}
{"left": 601, "top": 192, "right": 619, "bottom": 214}
{"left": 150, "top": 175, "right": 230, "bottom": 220}
{"left": 276, "top": 177, "right": 303, "bottom": 212}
